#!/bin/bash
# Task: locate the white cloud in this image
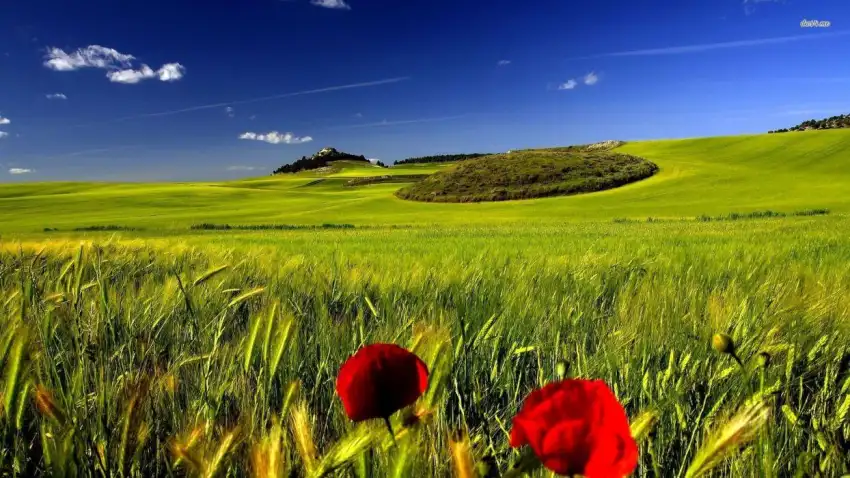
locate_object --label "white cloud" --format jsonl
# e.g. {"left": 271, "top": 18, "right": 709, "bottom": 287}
{"left": 107, "top": 65, "right": 156, "bottom": 84}
{"left": 158, "top": 63, "right": 185, "bottom": 81}
{"left": 44, "top": 45, "right": 135, "bottom": 71}
{"left": 583, "top": 72, "right": 599, "bottom": 85}
{"left": 497, "top": 60, "right": 511, "bottom": 66}
{"left": 558, "top": 80, "right": 578, "bottom": 90}
{"left": 0, "top": 131, "right": 8, "bottom": 138}
{"left": 9, "top": 168, "right": 33, "bottom": 174}
{"left": 227, "top": 165, "right": 257, "bottom": 171}
{"left": 45, "top": 45, "right": 185, "bottom": 84}
{"left": 311, "top": 0, "right": 351, "bottom": 9}
{"left": 225, "top": 106, "right": 235, "bottom": 118}
{"left": 106, "top": 63, "right": 186, "bottom": 84}
{"left": 0, "top": 116, "right": 9, "bottom": 125}
{"left": 46, "top": 93, "right": 68, "bottom": 100}
{"left": 368, "top": 158, "right": 381, "bottom": 164}
{"left": 239, "top": 131, "right": 313, "bottom": 145}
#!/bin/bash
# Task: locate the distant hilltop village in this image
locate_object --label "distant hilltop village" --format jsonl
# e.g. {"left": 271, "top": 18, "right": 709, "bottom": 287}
{"left": 272, "top": 147, "right": 376, "bottom": 174}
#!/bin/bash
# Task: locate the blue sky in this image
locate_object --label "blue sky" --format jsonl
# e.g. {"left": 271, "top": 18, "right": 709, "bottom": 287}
{"left": 1, "top": 0, "right": 848, "bottom": 182}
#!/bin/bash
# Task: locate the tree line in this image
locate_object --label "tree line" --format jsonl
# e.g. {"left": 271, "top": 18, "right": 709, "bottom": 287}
{"left": 393, "top": 153, "right": 492, "bottom": 165}
{"left": 769, "top": 114, "right": 850, "bottom": 134}
{"left": 272, "top": 150, "right": 370, "bottom": 174}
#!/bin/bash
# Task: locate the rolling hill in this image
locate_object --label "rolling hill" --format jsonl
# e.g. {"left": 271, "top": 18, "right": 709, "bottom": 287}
{"left": 396, "top": 149, "right": 658, "bottom": 202}
{"left": 1, "top": 129, "right": 849, "bottom": 232}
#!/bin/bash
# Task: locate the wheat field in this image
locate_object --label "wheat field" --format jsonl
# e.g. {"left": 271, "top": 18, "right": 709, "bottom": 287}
{"left": 2, "top": 215, "right": 849, "bottom": 476}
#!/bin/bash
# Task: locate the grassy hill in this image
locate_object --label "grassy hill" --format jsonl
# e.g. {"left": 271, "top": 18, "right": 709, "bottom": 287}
{"left": 271, "top": 147, "right": 373, "bottom": 174}
{"left": 3, "top": 131, "right": 850, "bottom": 476}
{"left": 1, "top": 129, "right": 849, "bottom": 232}
{"left": 396, "top": 149, "right": 657, "bottom": 202}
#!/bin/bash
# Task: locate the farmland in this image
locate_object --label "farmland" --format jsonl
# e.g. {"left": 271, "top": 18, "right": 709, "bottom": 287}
{"left": 1, "top": 129, "right": 849, "bottom": 232}
{"left": 0, "top": 130, "right": 849, "bottom": 476}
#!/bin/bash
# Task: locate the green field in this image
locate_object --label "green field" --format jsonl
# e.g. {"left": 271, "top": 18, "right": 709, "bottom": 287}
{"left": 2, "top": 129, "right": 849, "bottom": 232}
{"left": 1, "top": 130, "right": 849, "bottom": 476}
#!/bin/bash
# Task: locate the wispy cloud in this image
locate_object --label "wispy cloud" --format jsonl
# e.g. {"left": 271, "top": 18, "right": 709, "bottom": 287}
{"left": 225, "top": 106, "right": 235, "bottom": 118}
{"left": 583, "top": 72, "right": 599, "bottom": 85}
{"left": 567, "top": 31, "right": 850, "bottom": 60}
{"left": 324, "top": 114, "right": 469, "bottom": 130}
{"left": 107, "top": 63, "right": 186, "bottom": 84}
{"left": 0, "top": 116, "right": 9, "bottom": 125}
{"left": 45, "top": 45, "right": 185, "bottom": 84}
{"left": 74, "top": 77, "right": 409, "bottom": 126}
{"left": 46, "top": 93, "right": 68, "bottom": 100}
{"left": 497, "top": 60, "right": 511, "bottom": 66}
{"left": 107, "top": 65, "right": 155, "bottom": 84}
{"left": 558, "top": 80, "right": 578, "bottom": 90}
{"left": 0, "top": 132, "right": 8, "bottom": 139}
{"left": 239, "top": 131, "right": 313, "bottom": 144}
{"left": 44, "top": 45, "right": 134, "bottom": 71}
{"left": 311, "top": 0, "right": 351, "bottom": 9}
{"left": 227, "top": 165, "right": 258, "bottom": 171}
{"left": 9, "top": 168, "right": 33, "bottom": 175}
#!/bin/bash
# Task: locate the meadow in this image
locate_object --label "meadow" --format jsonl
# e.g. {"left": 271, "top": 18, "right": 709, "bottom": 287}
{"left": 1, "top": 130, "right": 849, "bottom": 476}
{"left": 2, "top": 129, "right": 850, "bottom": 232}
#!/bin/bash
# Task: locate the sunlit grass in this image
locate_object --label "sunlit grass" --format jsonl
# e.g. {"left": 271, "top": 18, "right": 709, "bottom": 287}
{"left": 1, "top": 216, "right": 849, "bottom": 475}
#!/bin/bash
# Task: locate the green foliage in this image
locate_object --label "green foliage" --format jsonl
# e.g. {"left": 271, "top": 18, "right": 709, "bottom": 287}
{"left": 344, "top": 175, "right": 428, "bottom": 187}
{"left": 396, "top": 150, "right": 658, "bottom": 202}
{"left": 393, "top": 153, "right": 492, "bottom": 165}
{"left": 696, "top": 209, "right": 830, "bottom": 222}
{"left": 0, "top": 217, "right": 849, "bottom": 475}
{"left": 273, "top": 148, "right": 370, "bottom": 174}
{"left": 769, "top": 113, "right": 850, "bottom": 133}
{"left": 189, "top": 223, "right": 356, "bottom": 231}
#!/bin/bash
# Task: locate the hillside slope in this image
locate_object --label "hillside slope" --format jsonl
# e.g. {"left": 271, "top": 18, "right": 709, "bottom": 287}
{"left": 396, "top": 150, "right": 658, "bottom": 202}
{"left": 1, "top": 129, "right": 849, "bottom": 231}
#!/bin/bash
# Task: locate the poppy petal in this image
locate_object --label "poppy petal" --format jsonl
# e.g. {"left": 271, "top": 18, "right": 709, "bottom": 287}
{"left": 538, "top": 420, "right": 591, "bottom": 476}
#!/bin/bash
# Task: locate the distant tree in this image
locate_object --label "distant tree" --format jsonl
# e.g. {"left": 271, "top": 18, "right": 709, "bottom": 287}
{"left": 393, "top": 153, "right": 493, "bottom": 165}
{"left": 272, "top": 148, "right": 370, "bottom": 174}
{"left": 769, "top": 113, "right": 850, "bottom": 134}
{"left": 375, "top": 160, "right": 388, "bottom": 168}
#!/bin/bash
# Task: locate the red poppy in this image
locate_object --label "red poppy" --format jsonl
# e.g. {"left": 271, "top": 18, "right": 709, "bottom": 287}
{"left": 510, "top": 379, "right": 638, "bottom": 477}
{"left": 336, "top": 343, "right": 429, "bottom": 422}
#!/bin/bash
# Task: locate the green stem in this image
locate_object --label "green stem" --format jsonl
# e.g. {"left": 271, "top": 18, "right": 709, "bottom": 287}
{"left": 383, "top": 416, "right": 396, "bottom": 444}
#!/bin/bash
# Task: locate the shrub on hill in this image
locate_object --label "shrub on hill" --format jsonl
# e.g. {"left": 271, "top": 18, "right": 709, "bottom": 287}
{"left": 769, "top": 114, "right": 850, "bottom": 133}
{"left": 272, "top": 147, "right": 370, "bottom": 174}
{"left": 396, "top": 150, "right": 658, "bottom": 203}
{"left": 393, "top": 153, "right": 492, "bottom": 165}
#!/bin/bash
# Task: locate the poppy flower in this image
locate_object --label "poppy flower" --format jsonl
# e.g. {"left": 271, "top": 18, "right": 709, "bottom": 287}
{"left": 336, "top": 343, "right": 429, "bottom": 422}
{"left": 510, "top": 379, "right": 638, "bottom": 477}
